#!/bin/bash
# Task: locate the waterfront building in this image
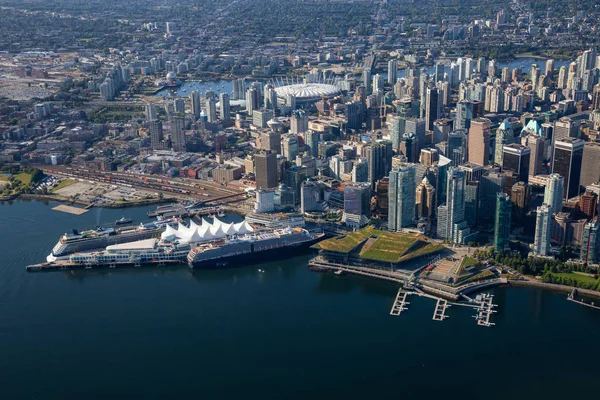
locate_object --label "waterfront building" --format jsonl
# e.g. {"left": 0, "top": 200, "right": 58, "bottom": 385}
{"left": 388, "top": 166, "right": 417, "bottom": 231}
{"left": 255, "top": 189, "right": 275, "bottom": 213}
{"left": 494, "top": 193, "right": 512, "bottom": 251}
{"left": 581, "top": 219, "right": 600, "bottom": 264}
{"left": 533, "top": 204, "right": 552, "bottom": 256}
{"left": 552, "top": 138, "right": 584, "bottom": 200}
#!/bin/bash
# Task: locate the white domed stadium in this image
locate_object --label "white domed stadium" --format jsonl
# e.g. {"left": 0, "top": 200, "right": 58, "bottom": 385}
{"left": 274, "top": 83, "right": 341, "bottom": 104}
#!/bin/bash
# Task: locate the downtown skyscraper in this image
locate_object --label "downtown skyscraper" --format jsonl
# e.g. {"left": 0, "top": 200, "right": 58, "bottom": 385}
{"left": 388, "top": 166, "right": 416, "bottom": 231}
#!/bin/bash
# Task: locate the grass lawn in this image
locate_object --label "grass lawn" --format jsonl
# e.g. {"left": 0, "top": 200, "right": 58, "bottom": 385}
{"left": 548, "top": 272, "right": 599, "bottom": 286}
{"left": 360, "top": 232, "right": 421, "bottom": 261}
{"left": 51, "top": 179, "right": 77, "bottom": 192}
{"left": 461, "top": 256, "right": 479, "bottom": 268}
{"left": 314, "top": 226, "right": 382, "bottom": 253}
{"left": 13, "top": 172, "right": 32, "bottom": 185}
{"left": 315, "top": 226, "right": 445, "bottom": 263}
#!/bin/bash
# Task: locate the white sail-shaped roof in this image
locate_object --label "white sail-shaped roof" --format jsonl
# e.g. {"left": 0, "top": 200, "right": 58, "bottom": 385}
{"left": 189, "top": 220, "right": 200, "bottom": 231}
{"left": 199, "top": 226, "right": 214, "bottom": 240}
{"left": 162, "top": 218, "right": 255, "bottom": 243}
{"left": 182, "top": 227, "right": 203, "bottom": 243}
{"left": 234, "top": 221, "right": 254, "bottom": 234}
{"left": 210, "top": 223, "right": 225, "bottom": 238}
{"left": 161, "top": 224, "right": 178, "bottom": 240}
{"left": 221, "top": 222, "right": 235, "bottom": 235}
{"left": 212, "top": 217, "right": 224, "bottom": 229}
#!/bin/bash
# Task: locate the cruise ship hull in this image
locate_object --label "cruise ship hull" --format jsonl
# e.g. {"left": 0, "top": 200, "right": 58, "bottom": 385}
{"left": 188, "top": 234, "right": 323, "bottom": 269}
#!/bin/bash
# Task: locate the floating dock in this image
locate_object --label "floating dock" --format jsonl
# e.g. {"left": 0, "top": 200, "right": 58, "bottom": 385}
{"left": 474, "top": 294, "right": 496, "bottom": 327}
{"left": 432, "top": 299, "right": 450, "bottom": 321}
{"left": 389, "top": 289, "right": 410, "bottom": 316}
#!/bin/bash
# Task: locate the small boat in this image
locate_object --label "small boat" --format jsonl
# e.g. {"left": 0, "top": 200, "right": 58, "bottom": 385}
{"left": 258, "top": 269, "right": 265, "bottom": 273}
{"left": 115, "top": 216, "right": 132, "bottom": 225}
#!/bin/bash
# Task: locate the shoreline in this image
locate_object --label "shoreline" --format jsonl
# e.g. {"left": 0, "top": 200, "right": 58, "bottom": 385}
{"left": 506, "top": 279, "right": 600, "bottom": 300}
{"left": 4, "top": 193, "right": 175, "bottom": 209}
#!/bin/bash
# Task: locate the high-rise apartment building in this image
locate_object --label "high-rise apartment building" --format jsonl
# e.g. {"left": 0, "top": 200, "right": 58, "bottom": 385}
{"left": 533, "top": 204, "right": 552, "bottom": 256}
{"left": 544, "top": 173, "right": 565, "bottom": 215}
{"left": 581, "top": 219, "right": 600, "bottom": 264}
{"left": 494, "top": 192, "right": 512, "bottom": 251}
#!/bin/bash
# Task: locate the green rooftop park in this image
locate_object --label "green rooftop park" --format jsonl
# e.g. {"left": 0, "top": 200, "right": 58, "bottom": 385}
{"left": 313, "top": 226, "right": 444, "bottom": 264}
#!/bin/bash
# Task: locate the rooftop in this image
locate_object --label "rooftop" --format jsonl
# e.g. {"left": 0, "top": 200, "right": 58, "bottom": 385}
{"left": 314, "top": 226, "right": 443, "bottom": 263}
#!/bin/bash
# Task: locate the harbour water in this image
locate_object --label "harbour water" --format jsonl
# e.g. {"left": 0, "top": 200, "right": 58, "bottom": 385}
{"left": 0, "top": 200, "right": 599, "bottom": 399}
